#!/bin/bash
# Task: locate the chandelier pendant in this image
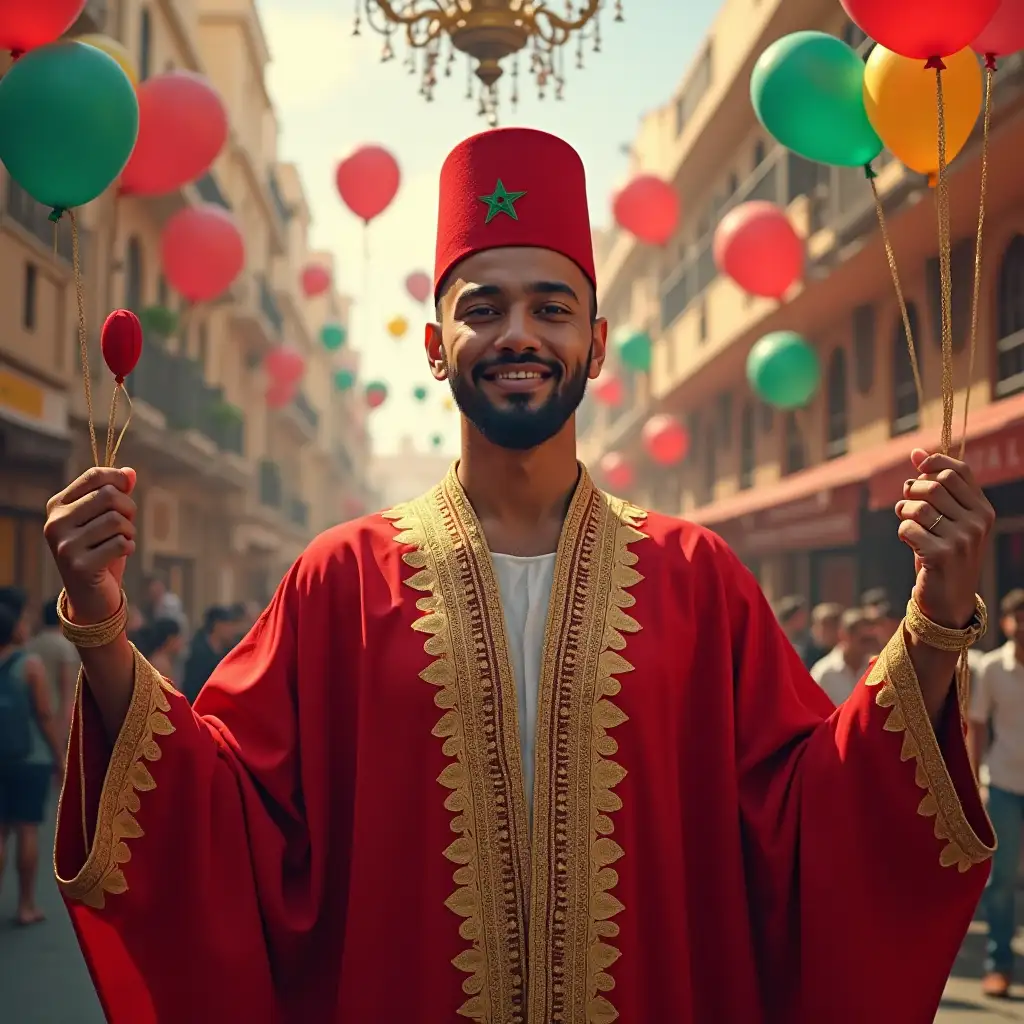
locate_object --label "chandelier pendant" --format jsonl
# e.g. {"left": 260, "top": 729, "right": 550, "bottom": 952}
{"left": 354, "top": 0, "right": 623, "bottom": 125}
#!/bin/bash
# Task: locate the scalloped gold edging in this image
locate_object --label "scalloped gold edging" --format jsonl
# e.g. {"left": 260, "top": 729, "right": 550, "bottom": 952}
{"left": 583, "top": 497, "right": 646, "bottom": 1024}
{"left": 55, "top": 647, "right": 177, "bottom": 909}
{"left": 864, "top": 625, "right": 995, "bottom": 872}
{"left": 382, "top": 500, "right": 491, "bottom": 1021}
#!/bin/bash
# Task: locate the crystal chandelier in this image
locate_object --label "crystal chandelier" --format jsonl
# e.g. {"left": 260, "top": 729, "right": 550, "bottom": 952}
{"left": 353, "top": 0, "right": 623, "bottom": 125}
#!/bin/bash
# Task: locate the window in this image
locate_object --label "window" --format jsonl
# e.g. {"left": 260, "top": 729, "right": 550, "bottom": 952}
{"left": 739, "top": 402, "right": 755, "bottom": 490}
{"left": 157, "top": 274, "right": 169, "bottom": 308}
{"left": 22, "top": 263, "right": 37, "bottom": 330}
{"left": 753, "top": 139, "right": 766, "bottom": 170}
{"left": 124, "top": 236, "right": 143, "bottom": 312}
{"left": 852, "top": 303, "right": 875, "bottom": 394}
{"left": 783, "top": 412, "right": 805, "bottom": 474}
{"left": 996, "top": 234, "right": 1024, "bottom": 397}
{"left": 139, "top": 7, "right": 152, "bottom": 81}
{"left": 826, "top": 347, "right": 848, "bottom": 458}
{"left": 891, "top": 303, "right": 922, "bottom": 435}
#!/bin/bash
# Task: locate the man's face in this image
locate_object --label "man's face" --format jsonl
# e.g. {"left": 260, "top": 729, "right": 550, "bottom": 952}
{"left": 427, "top": 247, "right": 607, "bottom": 451}
{"left": 843, "top": 623, "right": 872, "bottom": 664}
{"left": 815, "top": 617, "right": 840, "bottom": 649}
{"left": 147, "top": 580, "right": 165, "bottom": 604}
{"left": 1003, "top": 610, "right": 1024, "bottom": 641}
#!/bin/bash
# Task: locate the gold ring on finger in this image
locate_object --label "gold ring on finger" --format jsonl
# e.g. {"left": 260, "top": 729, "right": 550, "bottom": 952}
{"left": 927, "top": 512, "right": 945, "bottom": 534}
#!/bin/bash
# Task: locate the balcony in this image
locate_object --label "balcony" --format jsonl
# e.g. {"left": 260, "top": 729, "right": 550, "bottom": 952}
{"left": 195, "top": 172, "right": 232, "bottom": 211}
{"left": 277, "top": 388, "right": 319, "bottom": 443}
{"left": 268, "top": 169, "right": 292, "bottom": 226}
{"left": 200, "top": 396, "right": 245, "bottom": 456}
{"left": 3, "top": 178, "right": 83, "bottom": 265}
{"left": 259, "top": 275, "right": 284, "bottom": 334}
{"left": 230, "top": 273, "right": 282, "bottom": 355}
{"left": 258, "top": 459, "right": 283, "bottom": 509}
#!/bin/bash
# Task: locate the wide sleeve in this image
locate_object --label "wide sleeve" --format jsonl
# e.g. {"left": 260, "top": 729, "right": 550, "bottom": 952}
{"left": 54, "top": 556, "right": 338, "bottom": 1024}
{"left": 726, "top": 555, "right": 995, "bottom": 1023}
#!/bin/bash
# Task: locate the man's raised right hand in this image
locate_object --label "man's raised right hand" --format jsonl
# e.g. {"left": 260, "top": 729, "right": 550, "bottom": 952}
{"left": 44, "top": 467, "right": 138, "bottom": 625}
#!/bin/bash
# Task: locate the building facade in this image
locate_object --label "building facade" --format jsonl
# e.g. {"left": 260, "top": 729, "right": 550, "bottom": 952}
{"left": 0, "top": 0, "right": 372, "bottom": 620}
{"left": 580, "top": 0, "right": 1024, "bottom": 633}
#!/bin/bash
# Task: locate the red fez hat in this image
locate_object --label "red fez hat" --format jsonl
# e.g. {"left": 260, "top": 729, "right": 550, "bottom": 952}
{"left": 433, "top": 127, "right": 595, "bottom": 299}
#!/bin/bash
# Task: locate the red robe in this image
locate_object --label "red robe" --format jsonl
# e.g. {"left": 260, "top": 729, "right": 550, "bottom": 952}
{"left": 55, "top": 464, "right": 994, "bottom": 1023}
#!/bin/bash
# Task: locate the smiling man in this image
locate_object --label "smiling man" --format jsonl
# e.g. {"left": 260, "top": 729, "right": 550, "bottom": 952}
{"left": 46, "top": 128, "right": 996, "bottom": 1023}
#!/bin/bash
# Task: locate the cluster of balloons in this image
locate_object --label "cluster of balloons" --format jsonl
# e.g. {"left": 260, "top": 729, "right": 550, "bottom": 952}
{"left": 612, "top": 174, "right": 680, "bottom": 246}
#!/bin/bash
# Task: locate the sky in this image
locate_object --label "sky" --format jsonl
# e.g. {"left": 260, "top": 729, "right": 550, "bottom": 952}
{"left": 257, "top": 0, "right": 719, "bottom": 456}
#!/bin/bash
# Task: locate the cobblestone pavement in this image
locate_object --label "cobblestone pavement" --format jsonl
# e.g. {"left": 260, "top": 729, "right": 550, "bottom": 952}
{"left": 0, "top": 809, "right": 1019, "bottom": 1023}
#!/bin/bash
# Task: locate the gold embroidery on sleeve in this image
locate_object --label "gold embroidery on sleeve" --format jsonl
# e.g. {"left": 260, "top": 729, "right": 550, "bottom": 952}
{"left": 865, "top": 626, "right": 994, "bottom": 872}
{"left": 55, "top": 646, "right": 177, "bottom": 909}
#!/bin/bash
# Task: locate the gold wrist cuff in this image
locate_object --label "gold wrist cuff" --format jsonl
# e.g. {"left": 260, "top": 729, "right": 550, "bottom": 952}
{"left": 904, "top": 594, "right": 988, "bottom": 652}
{"left": 56, "top": 588, "right": 129, "bottom": 648}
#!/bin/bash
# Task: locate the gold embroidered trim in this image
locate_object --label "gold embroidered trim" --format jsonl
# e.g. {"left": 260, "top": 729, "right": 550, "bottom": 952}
{"left": 865, "top": 625, "right": 994, "bottom": 872}
{"left": 55, "top": 647, "right": 177, "bottom": 908}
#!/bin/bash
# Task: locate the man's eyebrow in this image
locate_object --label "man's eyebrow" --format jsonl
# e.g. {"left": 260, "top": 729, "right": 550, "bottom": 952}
{"left": 454, "top": 281, "right": 580, "bottom": 304}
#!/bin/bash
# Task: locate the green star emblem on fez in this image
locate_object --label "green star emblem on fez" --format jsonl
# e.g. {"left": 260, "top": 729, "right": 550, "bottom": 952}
{"left": 479, "top": 179, "right": 527, "bottom": 223}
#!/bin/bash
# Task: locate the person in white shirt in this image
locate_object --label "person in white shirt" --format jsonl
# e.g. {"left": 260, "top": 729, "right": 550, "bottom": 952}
{"left": 809, "top": 607, "right": 874, "bottom": 706}
{"left": 969, "top": 588, "right": 1024, "bottom": 998}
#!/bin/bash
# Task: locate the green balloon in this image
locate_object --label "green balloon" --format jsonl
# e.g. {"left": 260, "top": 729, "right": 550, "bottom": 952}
{"left": 0, "top": 42, "right": 139, "bottom": 211}
{"left": 333, "top": 369, "right": 356, "bottom": 391}
{"left": 413, "top": 385, "right": 428, "bottom": 402}
{"left": 614, "top": 328, "right": 652, "bottom": 373}
{"left": 431, "top": 433, "right": 443, "bottom": 449}
{"left": 750, "top": 31, "right": 882, "bottom": 168}
{"left": 746, "top": 330, "right": 821, "bottom": 410}
{"left": 321, "top": 324, "right": 346, "bottom": 351}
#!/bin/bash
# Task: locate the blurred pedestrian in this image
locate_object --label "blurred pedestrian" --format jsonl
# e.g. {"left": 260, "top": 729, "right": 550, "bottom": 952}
{"left": 136, "top": 618, "right": 185, "bottom": 687}
{"left": 803, "top": 602, "right": 842, "bottom": 671}
{"left": 861, "top": 588, "right": 900, "bottom": 653}
{"left": 181, "top": 606, "right": 240, "bottom": 704}
{"left": 24, "top": 596, "right": 79, "bottom": 745}
{"left": 774, "top": 594, "right": 809, "bottom": 662}
{"left": 810, "top": 608, "right": 875, "bottom": 706}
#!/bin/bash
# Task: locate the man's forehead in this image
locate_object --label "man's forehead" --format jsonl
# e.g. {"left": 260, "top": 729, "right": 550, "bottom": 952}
{"left": 445, "top": 247, "right": 587, "bottom": 298}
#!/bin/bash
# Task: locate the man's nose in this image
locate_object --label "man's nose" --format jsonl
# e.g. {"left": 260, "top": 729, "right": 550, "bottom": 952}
{"left": 495, "top": 305, "right": 540, "bottom": 354}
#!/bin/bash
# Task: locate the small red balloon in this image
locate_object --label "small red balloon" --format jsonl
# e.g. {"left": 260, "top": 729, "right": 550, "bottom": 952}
{"left": 0, "top": 0, "right": 85, "bottom": 54}
{"left": 120, "top": 71, "right": 228, "bottom": 197}
{"left": 972, "top": 0, "right": 1024, "bottom": 57}
{"left": 265, "top": 346, "right": 306, "bottom": 386}
{"left": 713, "top": 201, "right": 803, "bottom": 300}
{"left": 405, "top": 271, "right": 431, "bottom": 304}
{"left": 840, "top": 0, "right": 1000, "bottom": 60}
{"left": 641, "top": 414, "right": 690, "bottom": 466}
{"left": 599, "top": 452, "right": 634, "bottom": 491}
{"left": 265, "top": 379, "right": 296, "bottom": 410}
{"left": 335, "top": 145, "right": 400, "bottom": 223}
{"left": 365, "top": 386, "right": 388, "bottom": 409}
{"left": 160, "top": 204, "right": 245, "bottom": 303}
{"left": 100, "top": 309, "right": 143, "bottom": 381}
{"left": 612, "top": 175, "right": 680, "bottom": 246}
{"left": 301, "top": 264, "right": 331, "bottom": 297}
{"left": 592, "top": 374, "right": 625, "bottom": 408}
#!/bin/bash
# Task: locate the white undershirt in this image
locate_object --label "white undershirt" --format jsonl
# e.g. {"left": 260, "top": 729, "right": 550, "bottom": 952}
{"left": 490, "top": 552, "right": 557, "bottom": 811}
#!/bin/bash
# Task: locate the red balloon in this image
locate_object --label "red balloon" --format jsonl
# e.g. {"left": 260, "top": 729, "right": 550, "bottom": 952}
{"left": 0, "top": 0, "right": 85, "bottom": 53}
{"left": 120, "top": 71, "right": 227, "bottom": 197}
{"left": 160, "top": 204, "right": 244, "bottom": 303}
{"left": 335, "top": 145, "right": 400, "bottom": 223}
{"left": 612, "top": 175, "right": 679, "bottom": 246}
{"left": 713, "top": 201, "right": 803, "bottom": 300}
{"left": 100, "top": 309, "right": 143, "bottom": 381}
{"left": 265, "top": 346, "right": 306, "bottom": 386}
{"left": 599, "top": 452, "right": 634, "bottom": 491}
{"left": 406, "top": 271, "right": 431, "bottom": 304}
{"left": 641, "top": 414, "right": 690, "bottom": 466}
{"left": 366, "top": 387, "right": 388, "bottom": 409}
{"left": 972, "top": 0, "right": 1024, "bottom": 56}
{"left": 265, "top": 379, "right": 296, "bottom": 410}
{"left": 840, "top": 0, "right": 1000, "bottom": 60}
{"left": 591, "top": 374, "right": 624, "bottom": 407}
{"left": 301, "top": 264, "right": 331, "bottom": 297}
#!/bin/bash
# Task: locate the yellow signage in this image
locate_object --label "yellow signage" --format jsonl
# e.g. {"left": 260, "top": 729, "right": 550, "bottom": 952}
{"left": 0, "top": 369, "right": 44, "bottom": 421}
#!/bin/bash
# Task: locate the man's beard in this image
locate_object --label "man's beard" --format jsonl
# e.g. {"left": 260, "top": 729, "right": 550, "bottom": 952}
{"left": 445, "top": 347, "right": 590, "bottom": 451}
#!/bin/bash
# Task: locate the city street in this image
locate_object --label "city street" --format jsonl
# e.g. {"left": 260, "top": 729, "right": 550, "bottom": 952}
{"left": 0, "top": 810, "right": 1020, "bottom": 1023}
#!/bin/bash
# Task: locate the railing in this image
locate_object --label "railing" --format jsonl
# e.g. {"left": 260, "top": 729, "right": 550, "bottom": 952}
{"left": 258, "top": 460, "right": 283, "bottom": 508}
{"left": 288, "top": 497, "right": 309, "bottom": 528}
{"left": 292, "top": 389, "right": 319, "bottom": 432}
{"left": 195, "top": 172, "right": 231, "bottom": 210}
{"left": 200, "top": 394, "right": 246, "bottom": 455}
{"left": 268, "top": 170, "right": 291, "bottom": 225}
{"left": 259, "top": 274, "right": 284, "bottom": 334}
{"left": 3, "top": 178, "right": 80, "bottom": 264}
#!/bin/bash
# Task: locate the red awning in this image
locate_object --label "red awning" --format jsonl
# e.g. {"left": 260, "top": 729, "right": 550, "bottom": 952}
{"left": 689, "top": 392, "right": 1024, "bottom": 528}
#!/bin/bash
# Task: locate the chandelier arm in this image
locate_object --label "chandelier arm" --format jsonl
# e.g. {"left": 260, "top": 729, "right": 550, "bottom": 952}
{"left": 365, "top": 0, "right": 448, "bottom": 27}
{"left": 531, "top": 0, "right": 602, "bottom": 43}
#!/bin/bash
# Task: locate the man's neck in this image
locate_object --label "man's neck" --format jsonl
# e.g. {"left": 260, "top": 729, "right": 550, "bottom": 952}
{"left": 457, "top": 423, "right": 579, "bottom": 556}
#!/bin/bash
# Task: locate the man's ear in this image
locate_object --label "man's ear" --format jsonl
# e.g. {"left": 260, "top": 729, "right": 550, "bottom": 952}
{"left": 425, "top": 322, "right": 447, "bottom": 380}
{"left": 588, "top": 317, "right": 608, "bottom": 380}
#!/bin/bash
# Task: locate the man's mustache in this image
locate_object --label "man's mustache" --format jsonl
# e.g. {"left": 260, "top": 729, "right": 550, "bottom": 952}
{"left": 471, "top": 354, "right": 562, "bottom": 383}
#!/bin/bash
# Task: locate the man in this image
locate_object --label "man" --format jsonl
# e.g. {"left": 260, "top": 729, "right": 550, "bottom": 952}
{"left": 44, "top": 129, "right": 995, "bottom": 1023}
{"left": 862, "top": 587, "right": 901, "bottom": 652}
{"left": 803, "top": 601, "right": 842, "bottom": 670}
{"left": 969, "top": 588, "right": 1024, "bottom": 998}
{"left": 810, "top": 608, "right": 875, "bottom": 706}
{"left": 774, "top": 594, "right": 809, "bottom": 660}
{"left": 180, "top": 605, "right": 239, "bottom": 704}
{"left": 25, "top": 596, "right": 80, "bottom": 743}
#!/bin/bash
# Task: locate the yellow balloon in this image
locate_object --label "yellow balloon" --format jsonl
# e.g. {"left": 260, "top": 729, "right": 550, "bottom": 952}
{"left": 442, "top": 396, "right": 455, "bottom": 412}
{"left": 387, "top": 315, "right": 408, "bottom": 339}
{"left": 863, "top": 46, "right": 981, "bottom": 183}
{"left": 75, "top": 34, "right": 139, "bottom": 88}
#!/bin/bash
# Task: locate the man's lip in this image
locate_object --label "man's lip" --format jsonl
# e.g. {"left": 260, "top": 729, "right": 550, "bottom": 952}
{"left": 480, "top": 364, "right": 555, "bottom": 381}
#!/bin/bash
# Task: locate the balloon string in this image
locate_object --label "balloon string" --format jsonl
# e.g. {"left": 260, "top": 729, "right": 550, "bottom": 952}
{"left": 71, "top": 211, "right": 99, "bottom": 467}
{"left": 866, "top": 165, "right": 925, "bottom": 416}
{"left": 960, "top": 63, "right": 994, "bottom": 459}
{"left": 934, "top": 66, "right": 955, "bottom": 457}
{"left": 104, "top": 381, "right": 132, "bottom": 467}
